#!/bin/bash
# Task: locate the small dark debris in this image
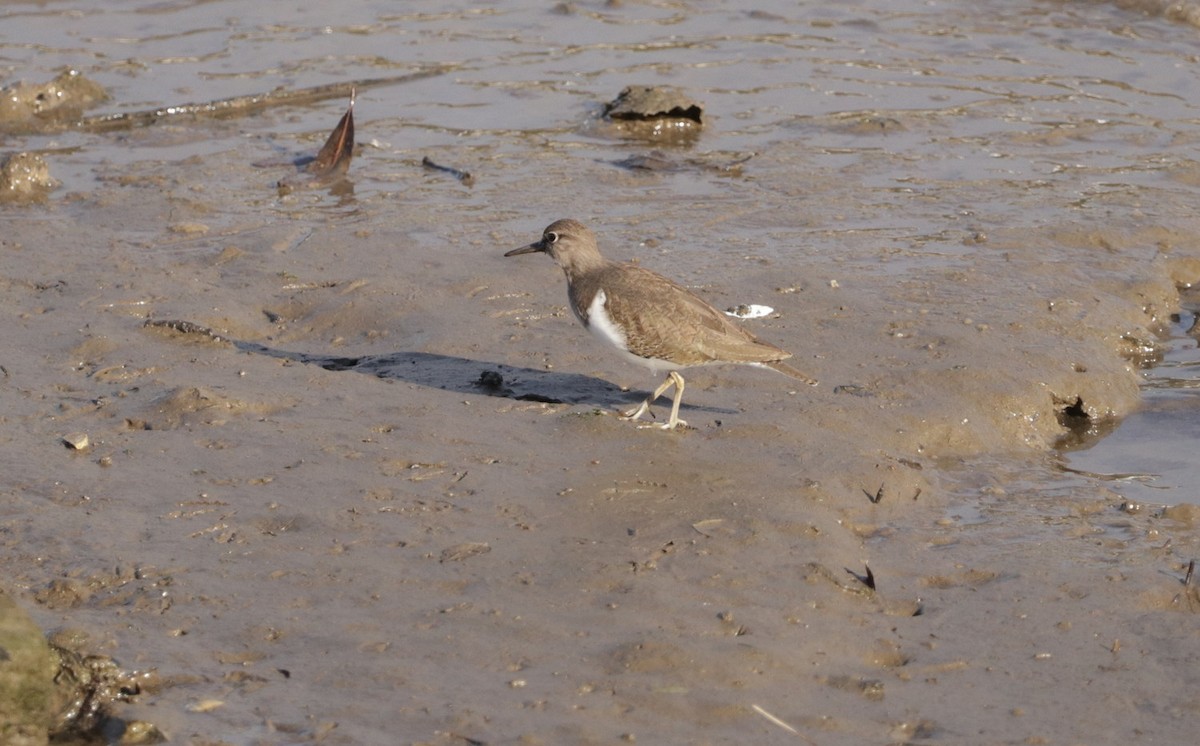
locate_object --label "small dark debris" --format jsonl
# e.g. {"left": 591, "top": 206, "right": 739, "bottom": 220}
{"left": 846, "top": 565, "right": 876, "bottom": 591}
{"left": 476, "top": 369, "right": 504, "bottom": 391}
{"left": 864, "top": 484, "right": 884, "bottom": 504}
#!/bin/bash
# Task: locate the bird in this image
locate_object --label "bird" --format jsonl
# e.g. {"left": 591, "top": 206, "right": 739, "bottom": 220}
{"left": 504, "top": 218, "right": 817, "bottom": 429}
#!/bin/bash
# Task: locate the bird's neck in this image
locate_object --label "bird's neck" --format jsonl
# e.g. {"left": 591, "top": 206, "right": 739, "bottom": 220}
{"left": 563, "top": 256, "right": 617, "bottom": 328}
{"left": 558, "top": 248, "right": 610, "bottom": 286}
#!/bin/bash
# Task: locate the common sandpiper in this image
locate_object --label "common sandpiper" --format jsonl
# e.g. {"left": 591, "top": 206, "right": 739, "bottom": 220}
{"left": 504, "top": 219, "right": 817, "bottom": 429}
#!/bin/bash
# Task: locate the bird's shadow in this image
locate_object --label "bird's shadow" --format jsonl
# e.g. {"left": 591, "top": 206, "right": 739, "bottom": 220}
{"left": 143, "top": 319, "right": 732, "bottom": 418}
{"left": 228, "top": 337, "right": 732, "bottom": 418}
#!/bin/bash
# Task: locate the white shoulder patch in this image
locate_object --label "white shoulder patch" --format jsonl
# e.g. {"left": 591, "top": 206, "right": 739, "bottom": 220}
{"left": 586, "top": 289, "right": 629, "bottom": 352}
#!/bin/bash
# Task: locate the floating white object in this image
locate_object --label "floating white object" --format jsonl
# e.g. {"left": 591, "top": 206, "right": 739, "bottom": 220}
{"left": 724, "top": 304, "right": 774, "bottom": 319}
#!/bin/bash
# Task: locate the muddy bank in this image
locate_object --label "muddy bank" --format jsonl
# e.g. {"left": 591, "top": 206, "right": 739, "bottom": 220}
{"left": 1, "top": 154, "right": 1198, "bottom": 743}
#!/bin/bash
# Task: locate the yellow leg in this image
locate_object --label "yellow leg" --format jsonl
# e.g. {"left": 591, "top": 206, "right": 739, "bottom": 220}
{"left": 621, "top": 371, "right": 688, "bottom": 430}
{"left": 661, "top": 371, "right": 687, "bottom": 429}
{"left": 621, "top": 373, "right": 673, "bottom": 422}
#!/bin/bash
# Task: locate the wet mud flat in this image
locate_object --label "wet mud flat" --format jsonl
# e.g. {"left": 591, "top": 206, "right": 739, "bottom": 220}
{"left": 2, "top": 162, "right": 1199, "bottom": 744}
{"left": 2, "top": 0, "right": 1200, "bottom": 743}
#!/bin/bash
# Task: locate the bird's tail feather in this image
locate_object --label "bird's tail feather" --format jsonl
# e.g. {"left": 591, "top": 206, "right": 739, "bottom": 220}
{"left": 765, "top": 360, "right": 818, "bottom": 386}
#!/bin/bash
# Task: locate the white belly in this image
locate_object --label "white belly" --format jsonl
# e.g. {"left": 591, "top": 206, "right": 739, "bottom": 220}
{"left": 584, "top": 289, "right": 683, "bottom": 373}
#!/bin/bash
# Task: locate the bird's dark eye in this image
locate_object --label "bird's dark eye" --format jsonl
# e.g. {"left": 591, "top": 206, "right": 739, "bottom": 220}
{"left": 544, "top": 231, "right": 559, "bottom": 244}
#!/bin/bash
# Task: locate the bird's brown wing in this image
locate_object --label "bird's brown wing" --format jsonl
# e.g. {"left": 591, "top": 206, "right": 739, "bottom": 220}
{"left": 600, "top": 265, "right": 793, "bottom": 366}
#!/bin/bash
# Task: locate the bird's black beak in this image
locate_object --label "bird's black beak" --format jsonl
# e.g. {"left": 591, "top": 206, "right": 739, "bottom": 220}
{"left": 504, "top": 239, "right": 546, "bottom": 257}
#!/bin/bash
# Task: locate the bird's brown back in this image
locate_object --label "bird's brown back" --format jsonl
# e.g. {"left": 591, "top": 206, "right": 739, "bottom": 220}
{"left": 578, "top": 262, "right": 794, "bottom": 367}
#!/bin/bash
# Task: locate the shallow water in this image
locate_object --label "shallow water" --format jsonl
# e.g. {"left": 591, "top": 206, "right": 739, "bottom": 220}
{"left": 1066, "top": 302, "right": 1200, "bottom": 506}
{"left": 3, "top": 1, "right": 1200, "bottom": 744}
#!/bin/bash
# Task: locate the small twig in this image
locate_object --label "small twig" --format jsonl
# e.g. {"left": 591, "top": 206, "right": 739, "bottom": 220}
{"left": 74, "top": 67, "right": 453, "bottom": 133}
{"left": 422, "top": 156, "right": 475, "bottom": 186}
{"left": 751, "top": 704, "right": 814, "bottom": 743}
{"left": 748, "top": 705, "right": 796, "bottom": 738}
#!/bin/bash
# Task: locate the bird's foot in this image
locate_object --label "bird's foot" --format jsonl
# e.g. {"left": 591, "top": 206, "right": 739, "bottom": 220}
{"left": 623, "top": 406, "right": 687, "bottom": 430}
{"left": 620, "top": 401, "right": 653, "bottom": 422}
{"left": 637, "top": 418, "right": 689, "bottom": 431}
